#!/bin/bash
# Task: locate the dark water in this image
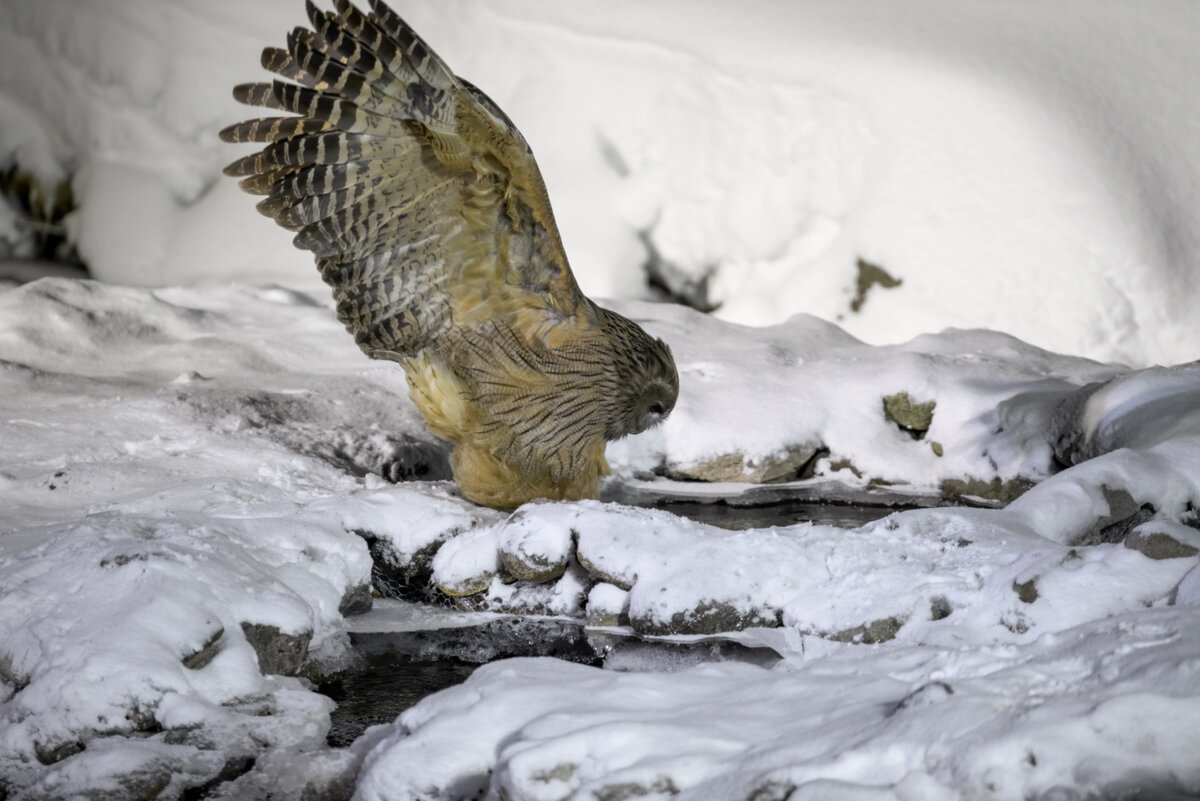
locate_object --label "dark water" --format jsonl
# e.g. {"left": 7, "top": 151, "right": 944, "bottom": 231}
{"left": 323, "top": 651, "right": 476, "bottom": 747}
{"left": 660, "top": 499, "right": 901, "bottom": 530}
{"left": 323, "top": 501, "right": 902, "bottom": 747}
{"left": 322, "top": 617, "right": 600, "bottom": 747}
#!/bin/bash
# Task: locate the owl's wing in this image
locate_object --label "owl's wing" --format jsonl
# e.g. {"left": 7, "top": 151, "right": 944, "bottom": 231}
{"left": 220, "top": 0, "right": 597, "bottom": 360}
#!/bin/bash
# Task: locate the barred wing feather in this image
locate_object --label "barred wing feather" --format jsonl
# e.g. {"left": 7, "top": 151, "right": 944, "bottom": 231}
{"left": 220, "top": 0, "right": 594, "bottom": 359}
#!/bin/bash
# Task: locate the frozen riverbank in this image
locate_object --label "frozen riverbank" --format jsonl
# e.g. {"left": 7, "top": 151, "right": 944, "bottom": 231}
{"left": 1, "top": 278, "right": 1198, "bottom": 799}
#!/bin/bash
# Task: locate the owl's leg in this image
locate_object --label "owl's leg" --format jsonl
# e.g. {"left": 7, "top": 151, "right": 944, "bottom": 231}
{"left": 450, "top": 440, "right": 603, "bottom": 510}
{"left": 401, "top": 351, "right": 473, "bottom": 442}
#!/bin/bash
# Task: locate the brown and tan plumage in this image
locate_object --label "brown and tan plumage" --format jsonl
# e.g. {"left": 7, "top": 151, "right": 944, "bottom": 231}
{"left": 221, "top": 0, "right": 678, "bottom": 509}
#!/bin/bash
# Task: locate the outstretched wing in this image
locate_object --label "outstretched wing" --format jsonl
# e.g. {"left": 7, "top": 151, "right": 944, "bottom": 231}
{"left": 220, "top": 0, "right": 596, "bottom": 360}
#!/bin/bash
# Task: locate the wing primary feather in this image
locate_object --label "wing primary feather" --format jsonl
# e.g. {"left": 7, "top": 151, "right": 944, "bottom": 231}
{"left": 366, "top": 0, "right": 455, "bottom": 90}
{"left": 218, "top": 116, "right": 332, "bottom": 143}
{"left": 232, "top": 82, "right": 286, "bottom": 110}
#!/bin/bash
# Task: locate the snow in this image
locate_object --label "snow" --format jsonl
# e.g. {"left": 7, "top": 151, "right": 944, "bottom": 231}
{"left": 2, "top": 1, "right": 1200, "bottom": 798}
{"left": 3, "top": 1, "right": 1200, "bottom": 364}
{"left": 2, "top": 277, "right": 1199, "bottom": 799}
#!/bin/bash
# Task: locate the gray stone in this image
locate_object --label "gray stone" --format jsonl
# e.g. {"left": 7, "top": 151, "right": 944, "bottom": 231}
{"left": 827, "top": 616, "right": 905, "bottom": 644}
{"left": 1013, "top": 578, "right": 1038, "bottom": 604}
{"left": 850, "top": 258, "right": 902, "bottom": 313}
{"left": 930, "top": 596, "right": 953, "bottom": 620}
{"left": 35, "top": 738, "right": 84, "bottom": 766}
{"left": 1070, "top": 487, "right": 1154, "bottom": 546}
{"left": 586, "top": 584, "right": 630, "bottom": 628}
{"left": 499, "top": 543, "right": 569, "bottom": 584}
{"left": 666, "top": 443, "right": 822, "bottom": 484}
{"left": 181, "top": 627, "right": 224, "bottom": 670}
{"left": 240, "top": 622, "right": 311, "bottom": 676}
{"left": 883, "top": 392, "right": 935, "bottom": 437}
{"left": 1046, "top": 381, "right": 1106, "bottom": 467}
{"left": 631, "top": 600, "right": 780, "bottom": 637}
{"left": 575, "top": 550, "right": 634, "bottom": 591}
{"left": 593, "top": 777, "right": 679, "bottom": 801}
{"left": 360, "top": 528, "right": 455, "bottom": 600}
{"left": 1124, "top": 530, "right": 1200, "bottom": 560}
{"left": 436, "top": 571, "right": 494, "bottom": 598}
{"left": 940, "top": 476, "right": 1034, "bottom": 506}
{"left": 337, "top": 582, "right": 373, "bottom": 616}
{"left": 92, "top": 768, "right": 173, "bottom": 801}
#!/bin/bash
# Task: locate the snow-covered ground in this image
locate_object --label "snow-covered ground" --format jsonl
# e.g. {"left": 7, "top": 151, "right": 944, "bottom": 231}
{"left": 2, "top": 277, "right": 1199, "bottom": 799}
{"left": 2, "top": 0, "right": 1200, "bottom": 365}
{"left": 3, "top": 1, "right": 1200, "bottom": 799}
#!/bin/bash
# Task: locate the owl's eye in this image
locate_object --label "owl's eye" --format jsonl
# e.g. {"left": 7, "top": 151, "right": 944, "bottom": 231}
{"left": 649, "top": 402, "right": 665, "bottom": 415}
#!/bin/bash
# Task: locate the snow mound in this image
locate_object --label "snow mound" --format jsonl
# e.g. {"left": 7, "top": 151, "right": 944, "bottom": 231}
{"left": 357, "top": 616, "right": 1200, "bottom": 801}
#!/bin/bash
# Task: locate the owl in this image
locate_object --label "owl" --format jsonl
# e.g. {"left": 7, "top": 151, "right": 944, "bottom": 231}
{"left": 221, "top": 0, "right": 678, "bottom": 509}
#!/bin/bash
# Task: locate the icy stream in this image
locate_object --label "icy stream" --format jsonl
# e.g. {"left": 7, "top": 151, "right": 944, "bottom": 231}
{"left": 326, "top": 501, "right": 901, "bottom": 748}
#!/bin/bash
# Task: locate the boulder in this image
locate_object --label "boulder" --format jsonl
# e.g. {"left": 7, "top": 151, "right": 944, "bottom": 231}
{"left": 240, "top": 622, "right": 311, "bottom": 676}
{"left": 666, "top": 443, "right": 822, "bottom": 484}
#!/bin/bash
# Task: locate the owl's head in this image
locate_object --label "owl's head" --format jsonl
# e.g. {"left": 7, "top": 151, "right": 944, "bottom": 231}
{"left": 599, "top": 309, "right": 679, "bottom": 440}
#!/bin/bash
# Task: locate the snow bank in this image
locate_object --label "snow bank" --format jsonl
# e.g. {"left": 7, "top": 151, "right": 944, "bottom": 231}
{"left": 3, "top": 1, "right": 1200, "bottom": 365}
{"left": 604, "top": 299, "right": 1122, "bottom": 495}
{"left": 357, "top": 613, "right": 1200, "bottom": 801}
{"left": 3, "top": 278, "right": 1199, "bottom": 799}
{"left": 357, "top": 371, "right": 1200, "bottom": 800}
{"left": 0, "top": 278, "right": 432, "bottom": 797}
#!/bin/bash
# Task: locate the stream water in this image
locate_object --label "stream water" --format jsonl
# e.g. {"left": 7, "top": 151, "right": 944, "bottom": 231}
{"left": 321, "top": 501, "right": 903, "bottom": 747}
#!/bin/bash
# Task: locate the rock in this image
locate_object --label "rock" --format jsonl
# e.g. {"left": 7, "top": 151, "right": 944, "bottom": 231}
{"left": 240, "top": 622, "right": 311, "bottom": 676}
{"left": 850, "top": 258, "right": 902, "bottom": 313}
{"left": 930, "top": 596, "right": 953, "bottom": 620}
{"left": 1182, "top": 503, "right": 1200, "bottom": 531}
{"left": 630, "top": 600, "right": 779, "bottom": 636}
{"left": 666, "top": 443, "right": 822, "bottom": 484}
{"left": 452, "top": 563, "right": 591, "bottom": 619}
{"left": 338, "top": 582, "right": 373, "bottom": 616}
{"left": 1124, "top": 527, "right": 1200, "bottom": 561}
{"left": 826, "top": 616, "right": 904, "bottom": 645}
{"left": 361, "top": 529, "right": 454, "bottom": 600}
{"left": 575, "top": 549, "right": 634, "bottom": 591}
{"left": 497, "top": 512, "right": 573, "bottom": 583}
{"left": 436, "top": 572, "right": 494, "bottom": 598}
{"left": 34, "top": 738, "right": 84, "bottom": 765}
{"left": 1070, "top": 487, "right": 1155, "bottom": 546}
{"left": 1013, "top": 578, "right": 1039, "bottom": 604}
{"left": 929, "top": 441, "right": 944, "bottom": 457}
{"left": 940, "top": 476, "right": 1033, "bottom": 506}
{"left": 1045, "top": 381, "right": 1106, "bottom": 467}
{"left": 882, "top": 392, "right": 935, "bottom": 438}
{"left": 586, "top": 583, "right": 630, "bottom": 628}
{"left": 94, "top": 768, "right": 173, "bottom": 801}
{"left": 181, "top": 627, "right": 224, "bottom": 670}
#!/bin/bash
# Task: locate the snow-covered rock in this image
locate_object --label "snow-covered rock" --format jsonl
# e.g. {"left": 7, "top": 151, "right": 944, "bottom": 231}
{"left": 2, "top": 278, "right": 1199, "bottom": 799}
{"left": 3, "top": 1, "right": 1200, "bottom": 366}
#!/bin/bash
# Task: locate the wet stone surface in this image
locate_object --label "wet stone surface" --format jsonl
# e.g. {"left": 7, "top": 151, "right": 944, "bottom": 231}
{"left": 321, "top": 501, "right": 916, "bottom": 748}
